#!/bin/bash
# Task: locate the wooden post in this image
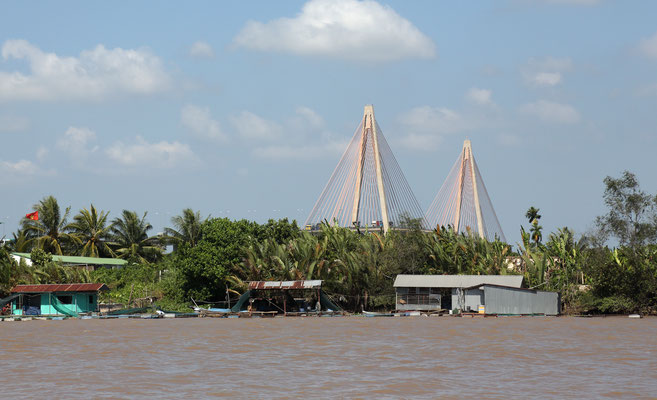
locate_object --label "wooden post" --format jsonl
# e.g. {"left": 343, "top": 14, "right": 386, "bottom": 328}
{"left": 283, "top": 295, "right": 287, "bottom": 316}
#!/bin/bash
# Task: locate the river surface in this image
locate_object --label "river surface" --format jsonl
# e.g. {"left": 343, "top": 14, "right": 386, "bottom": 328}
{"left": 0, "top": 316, "right": 655, "bottom": 399}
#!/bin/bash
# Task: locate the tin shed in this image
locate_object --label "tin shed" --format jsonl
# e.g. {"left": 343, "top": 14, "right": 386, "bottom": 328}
{"left": 393, "top": 275, "right": 524, "bottom": 311}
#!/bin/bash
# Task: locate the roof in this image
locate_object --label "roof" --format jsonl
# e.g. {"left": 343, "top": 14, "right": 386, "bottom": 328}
{"left": 11, "top": 283, "right": 109, "bottom": 293}
{"left": 248, "top": 280, "right": 322, "bottom": 290}
{"left": 12, "top": 253, "right": 127, "bottom": 266}
{"left": 393, "top": 275, "right": 524, "bottom": 289}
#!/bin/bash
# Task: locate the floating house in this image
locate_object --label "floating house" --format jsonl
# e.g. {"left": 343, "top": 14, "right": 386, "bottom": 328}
{"left": 8, "top": 283, "right": 109, "bottom": 317}
{"left": 11, "top": 252, "right": 127, "bottom": 270}
{"left": 231, "top": 280, "right": 341, "bottom": 315}
{"left": 393, "top": 275, "right": 560, "bottom": 315}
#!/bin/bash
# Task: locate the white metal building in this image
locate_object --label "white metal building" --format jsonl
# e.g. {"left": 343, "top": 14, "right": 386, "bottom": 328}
{"left": 392, "top": 274, "right": 559, "bottom": 315}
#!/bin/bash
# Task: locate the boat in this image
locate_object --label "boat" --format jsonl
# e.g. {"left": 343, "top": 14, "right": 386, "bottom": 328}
{"left": 363, "top": 311, "right": 394, "bottom": 317}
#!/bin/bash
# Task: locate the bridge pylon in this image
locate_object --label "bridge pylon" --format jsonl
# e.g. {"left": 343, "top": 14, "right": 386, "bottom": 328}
{"left": 424, "top": 140, "right": 505, "bottom": 242}
{"left": 305, "top": 105, "right": 424, "bottom": 233}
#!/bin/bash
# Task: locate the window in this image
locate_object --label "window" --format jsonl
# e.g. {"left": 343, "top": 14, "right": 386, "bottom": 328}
{"left": 57, "top": 295, "right": 73, "bottom": 304}
{"left": 89, "top": 295, "right": 94, "bottom": 304}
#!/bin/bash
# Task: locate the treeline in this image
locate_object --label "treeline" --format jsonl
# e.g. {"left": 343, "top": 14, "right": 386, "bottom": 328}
{"left": 1, "top": 171, "right": 656, "bottom": 314}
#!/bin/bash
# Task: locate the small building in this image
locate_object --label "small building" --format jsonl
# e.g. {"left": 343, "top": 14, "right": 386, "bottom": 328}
{"left": 231, "top": 280, "right": 341, "bottom": 315}
{"left": 465, "top": 284, "right": 560, "bottom": 316}
{"left": 11, "top": 252, "right": 127, "bottom": 270}
{"left": 393, "top": 275, "right": 559, "bottom": 315}
{"left": 394, "top": 275, "right": 524, "bottom": 312}
{"left": 8, "top": 283, "right": 109, "bottom": 316}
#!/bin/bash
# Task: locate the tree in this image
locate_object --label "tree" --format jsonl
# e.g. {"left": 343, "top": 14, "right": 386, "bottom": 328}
{"left": 525, "top": 207, "right": 541, "bottom": 224}
{"left": 110, "top": 210, "right": 162, "bottom": 263}
{"left": 163, "top": 208, "right": 204, "bottom": 249}
{"left": 21, "top": 195, "right": 79, "bottom": 255}
{"left": 596, "top": 171, "right": 657, "bottom": 248}
{"left": 69, "top": 204, "right": 114, "bottom": 257}
{"left": 524, "top": 206, "right": 543, "bottom": 247}
{"left": 170, "top": 218, "right": 261, "bottom": 302}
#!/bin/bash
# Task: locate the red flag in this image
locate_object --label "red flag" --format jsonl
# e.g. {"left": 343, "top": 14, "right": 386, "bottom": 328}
{"left": 25, "top": 211, "right": 39, "bottom": 221}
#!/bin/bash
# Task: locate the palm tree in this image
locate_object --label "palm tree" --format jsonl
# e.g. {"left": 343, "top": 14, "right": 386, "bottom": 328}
{"left": 69, "top": 204, "right": 114, "bottom": 258}
{"left": 110, "top": 210, "right": 162, "bottom": 263}
{"left": 9, "top": 229, "right": 31, "bottom": 253}
{"left": 21, "top": 195, "right": 79, "bottom": 255}
{"left": 163, "top": 208, "right": 204, "bottom": 249}
{"left": 525, "top": 207, "right": 541, "bottom": 224}
{"left": 530, "top": 221, "right": 543, "bottom": 246}
{"left": 525, "top": 207, "right": 543, "bottom": 247}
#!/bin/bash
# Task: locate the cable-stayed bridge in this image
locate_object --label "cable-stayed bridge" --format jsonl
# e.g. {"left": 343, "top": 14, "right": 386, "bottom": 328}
{"left": 305, "top": 105, "right": 424, "bottom": 233}
{"left": 305, "top": 106, "right": 505, "bottom": 241}
{"left": 424, "top": 140, "right": 505, "bottom": 242}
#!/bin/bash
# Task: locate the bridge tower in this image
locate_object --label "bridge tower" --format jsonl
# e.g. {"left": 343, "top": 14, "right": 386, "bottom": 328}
{"left": 305, "top": 105, "right": 424, "bottom": 233}
{"left": 424, "top": 140, "right": 505, "bottom": 242}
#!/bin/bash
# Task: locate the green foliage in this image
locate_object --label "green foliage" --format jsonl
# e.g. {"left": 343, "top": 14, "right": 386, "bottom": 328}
{"left": 30, "top": 248, "right": 53, "bottom": 266}
{"left": 163, "top": 208, "right": 205, "bottom": 249}
{"left": 168, "top": 218, "right": 262, "bottom": 302}
{"left": 596, "top": 171, "right": 657, "bottom": 248}
{"left": 91, "top": 262, "right": 162, "bottom": 304}
{"left": 21, "top": 195, "right": 79, "bottom": 255}
{"left": 69, "top": 204, "right": 114, "bottom": 257}
{"left": 3, "top": 177, "right": 656, "bottom": 314}
{"left": 110, "top": 210, "right": 163, "bottom": 263}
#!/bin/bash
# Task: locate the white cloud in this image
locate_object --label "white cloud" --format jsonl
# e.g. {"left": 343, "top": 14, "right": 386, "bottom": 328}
{"left": 0, "top": 39, "right": 171, "bottom": 101}
{"left": 56, "top": 127, "right": 99, "bottom": 164}
{"left": 243, "top": 106, "right": 346, "bottom": 160}
{"left": 0, "top": 115, "right": 29, "bottom": 132}
{"left": 230, "top": 111, "right": 282, "bottom": 140}
{"left": 466, "top": 88, "right": 493, "bottom": 105}
{"left": 399, "top": 106, "right": 470, "bottom": 134}
{"left": 189, "top": 41, "right": 214, "bottom": 58}
{"left": 532, "top": 72, "right": 562, "bottom": 86}
{"left": 293, "top": 106, "right": 325, "bottom": 129}
{"left": 0, "top": 158, "right": 54, "bottom": 182}
{"left": 638, "top": 31, "right": 657, "bottom": 59}
{"left": 397, "top": 106, "right": 474, "bottom": 151}
{"left": 523, "top": 57, "right": 572, "bottom": 87}
{"left": 253, "top": 141, "right": 347, "bottom": 160}
{"left": 0, "top": 159, "right": 41, "bottom": 175}
{"left": 519, "top": 100, "right": 580, "bottom": 124}
{"left": 233, "top": 0, "right": 436, "bottom": 62}
{"left": 181, "top": 105, "right": 226, "bottom": 141}
{"left": 106, "top": 136, "right": 198, "bottom": 169}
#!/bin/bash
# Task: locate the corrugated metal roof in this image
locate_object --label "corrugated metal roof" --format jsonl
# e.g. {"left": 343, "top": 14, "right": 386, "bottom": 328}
{"left": 393, "top": 275, "right": 524, "bottom": 288}
{"left": 248, "top": 280, "right": 323, "bottom": 290}
{"left": 11, "top": 253, "right": 127, "bottom": 266}
{"left": 11, "top": 283, "right": 109, "bottom": 293}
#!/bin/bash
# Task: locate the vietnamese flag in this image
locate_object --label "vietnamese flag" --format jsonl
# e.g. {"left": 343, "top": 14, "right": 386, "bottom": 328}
{"left": 25, "top": 211, "right": 39, "bottom": 221}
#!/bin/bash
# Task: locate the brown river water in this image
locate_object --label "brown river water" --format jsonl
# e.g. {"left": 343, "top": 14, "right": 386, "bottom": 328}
{"left": 1, "top": 316, "right": 656, "bottom": 399}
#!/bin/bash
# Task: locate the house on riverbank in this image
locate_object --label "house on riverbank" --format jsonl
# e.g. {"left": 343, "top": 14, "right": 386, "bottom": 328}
{"left": 11, "top": 252, "right": 127, "bottom": 270}
{"left": 6, "top": 283, "right": 109, "bottom": 316}
{"left": 393, "top": 275, "right": 559, "bottom": 315}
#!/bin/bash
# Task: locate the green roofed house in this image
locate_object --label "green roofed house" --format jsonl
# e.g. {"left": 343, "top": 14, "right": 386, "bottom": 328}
{"left": 11, "top": 252, "right": 127, "bottom": 270}
{"left": 7, "top": 283, "right": 109, "bottom": 317}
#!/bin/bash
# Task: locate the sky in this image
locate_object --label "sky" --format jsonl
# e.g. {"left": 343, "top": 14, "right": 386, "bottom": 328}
{"left": 1, "top": 0, "right": 656, "bottom": 245}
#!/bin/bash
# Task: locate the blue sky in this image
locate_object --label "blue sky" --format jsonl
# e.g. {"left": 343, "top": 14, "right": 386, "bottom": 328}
{"left": 1, "top": 0, "right": 656, "bottom": 245}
